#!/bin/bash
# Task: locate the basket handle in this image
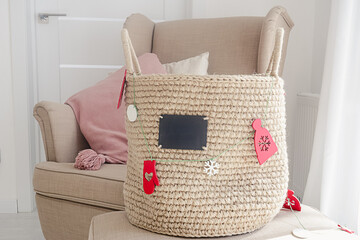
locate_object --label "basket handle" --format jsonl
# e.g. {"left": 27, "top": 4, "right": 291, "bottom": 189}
{"left": 266, "top": 28, "right": 284, "bottom": 77}
{"left": 121, "top": 28, "right": 142, "bottom": 75}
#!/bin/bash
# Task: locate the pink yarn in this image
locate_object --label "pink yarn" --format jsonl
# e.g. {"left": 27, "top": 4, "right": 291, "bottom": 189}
{"left": 74, "top": 149, "right": 107, "bottom": 170}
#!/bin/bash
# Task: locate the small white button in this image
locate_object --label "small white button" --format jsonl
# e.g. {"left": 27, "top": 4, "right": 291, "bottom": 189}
{"left": 127, "top": 105, "right": 137, "bottom": 122}
{"left": 292, "top": 229, "right": 313, "bottom": 239}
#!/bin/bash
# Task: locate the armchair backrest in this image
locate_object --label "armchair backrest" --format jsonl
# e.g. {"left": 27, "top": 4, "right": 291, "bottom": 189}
{"left": 124, "top": 6, "right": 293, "bottom": 76}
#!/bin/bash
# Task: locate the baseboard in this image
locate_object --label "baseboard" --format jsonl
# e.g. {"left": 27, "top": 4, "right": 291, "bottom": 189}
{"left": 0, "top": 199, "right": 18, "bottom": 213}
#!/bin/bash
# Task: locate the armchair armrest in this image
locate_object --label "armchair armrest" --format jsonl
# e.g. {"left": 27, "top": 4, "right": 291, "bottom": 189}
{"left": 33, "top": 101, "right": 89, "bottom": 163}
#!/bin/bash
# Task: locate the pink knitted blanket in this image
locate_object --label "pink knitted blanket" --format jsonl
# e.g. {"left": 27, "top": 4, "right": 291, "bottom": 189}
{"left": 66, "top": 53, "right": 166, "bottom": 170}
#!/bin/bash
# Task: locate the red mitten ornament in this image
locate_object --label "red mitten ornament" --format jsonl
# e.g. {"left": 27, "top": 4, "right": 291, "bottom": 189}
{"left": 283, "top": 189, "right": 301, "bottom": 211}
{"left": 252, "top": 119, "right": 278, "bottom": 165}
{"left": 143, "top": 160, "right": 160, "bottom": 195}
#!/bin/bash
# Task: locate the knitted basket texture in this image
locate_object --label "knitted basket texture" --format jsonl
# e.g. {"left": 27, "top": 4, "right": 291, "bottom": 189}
{"left": 121, "top": 28, "right": 288, "bottom": 237}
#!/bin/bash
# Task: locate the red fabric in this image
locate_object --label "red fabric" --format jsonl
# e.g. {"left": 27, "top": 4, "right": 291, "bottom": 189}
{"left": 338, "top": 225, "right": 354, "bottom": 234}
{"left": 143, "top": 160, "right": 160, "bottom": 194}
{"left": 117, "top": 69, "right": 127, "bottom": 109}
{"left": 283, "top": 189, "right": 301, "bottom": 211}
{"left": 66, "top": 53, "right": 166, "bottom": 168}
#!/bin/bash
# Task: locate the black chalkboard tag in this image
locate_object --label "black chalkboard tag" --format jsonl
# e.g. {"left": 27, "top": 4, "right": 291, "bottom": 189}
{"left": 158, "top": 115, "right": 208, "bottom": 150}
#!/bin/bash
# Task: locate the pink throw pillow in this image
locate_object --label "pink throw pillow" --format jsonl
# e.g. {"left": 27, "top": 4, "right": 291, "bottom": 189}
{"left": 66, "top": 53, "right": 167, "bottom": 170}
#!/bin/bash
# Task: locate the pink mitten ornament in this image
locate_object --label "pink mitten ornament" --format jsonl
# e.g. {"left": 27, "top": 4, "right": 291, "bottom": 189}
{"left": 143, "top": 160, "right": 160, "bottom": 195}
{"left": 252, "top": 119, "right": 278, "bottom": 165}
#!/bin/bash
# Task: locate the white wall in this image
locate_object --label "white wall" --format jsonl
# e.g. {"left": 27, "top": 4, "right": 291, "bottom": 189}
{"left": 0, "top": 0, "right": 18, "bottom": 213}
{"left": 10, "top": 0, "right": 36, "bottom": 213}
{"left": 311, "top": 0, "right": 331, "bottom": 93}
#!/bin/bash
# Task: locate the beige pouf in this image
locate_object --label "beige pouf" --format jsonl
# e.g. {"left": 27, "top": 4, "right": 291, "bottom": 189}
{"left": 88, "top": 205, "right": 338, "bottom": 240}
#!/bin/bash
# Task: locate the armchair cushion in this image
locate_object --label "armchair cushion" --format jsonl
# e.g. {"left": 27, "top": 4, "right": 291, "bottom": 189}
{"left": 152, "top": 16, "right": 264, "bottom": 75}
{"left": 33, "top": 162, "right": 127, "bottom": 210}
{"left": 125, "top": 6, "right": 294, "bottom": 76}
{"left": 163, "top": 52, "right": 209, "bottom": 75}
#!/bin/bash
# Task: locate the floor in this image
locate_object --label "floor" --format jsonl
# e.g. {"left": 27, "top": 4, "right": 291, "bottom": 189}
{"left": 0, "top": 211, "right": 45, "bottom": 240}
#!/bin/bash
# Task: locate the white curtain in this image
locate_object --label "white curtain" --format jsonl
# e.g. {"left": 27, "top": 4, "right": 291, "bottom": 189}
{"left": 303, "top": 0, "right": 360, "bottom": 231}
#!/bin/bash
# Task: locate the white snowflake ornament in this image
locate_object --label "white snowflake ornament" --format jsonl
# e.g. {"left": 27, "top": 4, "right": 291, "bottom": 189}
{"left": 204, "top": 160, "right": 220, "bottom": 176}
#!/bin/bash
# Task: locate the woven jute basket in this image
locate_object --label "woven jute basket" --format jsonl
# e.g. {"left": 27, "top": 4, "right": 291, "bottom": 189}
{"left": 122, "top": 28, "right": 288, "bottom": 237}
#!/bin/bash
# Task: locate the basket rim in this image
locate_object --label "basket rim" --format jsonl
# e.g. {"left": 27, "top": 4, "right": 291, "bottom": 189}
{"left": 127, "top": 73, "right": 283, "bottom": 83}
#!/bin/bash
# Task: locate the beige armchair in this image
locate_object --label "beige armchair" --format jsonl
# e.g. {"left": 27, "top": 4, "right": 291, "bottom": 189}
{"left": 33, "top": 7, "right": 294, "bottom": 240}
